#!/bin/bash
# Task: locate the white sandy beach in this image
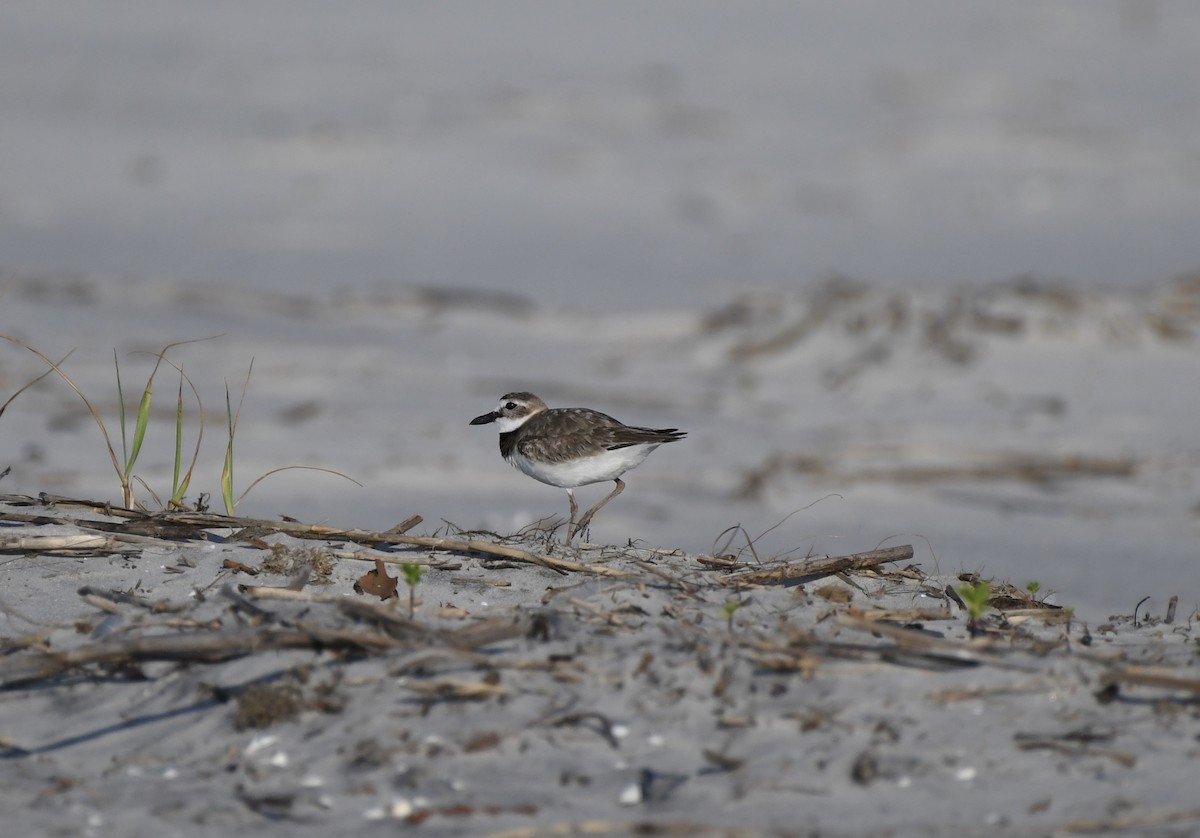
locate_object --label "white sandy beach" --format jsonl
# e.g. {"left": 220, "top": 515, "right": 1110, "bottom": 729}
{"left": 0, "top": 495, "right": 1198, "bottom": 838}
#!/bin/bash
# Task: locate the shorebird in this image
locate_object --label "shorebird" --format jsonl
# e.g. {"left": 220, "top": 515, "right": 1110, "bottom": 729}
{"left": 470, "top": 392, "right": 686, "bottom": 545}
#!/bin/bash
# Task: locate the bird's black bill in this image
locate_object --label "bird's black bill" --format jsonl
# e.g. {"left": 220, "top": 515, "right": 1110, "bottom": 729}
{"left": 470, "top": 411, "right": 499, "bottom": 425}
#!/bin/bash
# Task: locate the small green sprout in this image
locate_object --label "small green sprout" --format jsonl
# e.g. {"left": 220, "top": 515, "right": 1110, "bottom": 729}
{"left": 722, "top": 599, "right": 743, "bottom": 633}
{"left": 957, "top": 580, "right": 992, "bottom": 637}
{"left": 401, "top": 563, "right": 424, "bottom": 619}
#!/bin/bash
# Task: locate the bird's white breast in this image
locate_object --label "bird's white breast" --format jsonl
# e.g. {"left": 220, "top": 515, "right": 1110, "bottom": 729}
{"left": 506, "top": 443, "right": 660, "bottom": 488}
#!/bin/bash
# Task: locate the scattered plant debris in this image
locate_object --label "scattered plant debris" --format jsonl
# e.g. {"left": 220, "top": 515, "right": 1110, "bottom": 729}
{"left": 261, "top": 542, "right": 336, "bottom": 583}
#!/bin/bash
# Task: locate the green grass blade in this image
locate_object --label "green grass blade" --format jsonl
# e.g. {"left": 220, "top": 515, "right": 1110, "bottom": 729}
{"left": 220, "top": 359, "right": 255, "bottom": 515}
{"left": 170, "top": 373, "right": 185, "bottom": 505}
{"left": 125, "top": 380, "right": 153, "bottom": 476}
{"left": 152, "top": 354, "right": 205, "bottom": 510}
{"left": 221, "top": 384, "right": 235, "bottom": 515}
{"left": 115, "top": 350, "right": 128, "bottom": 467}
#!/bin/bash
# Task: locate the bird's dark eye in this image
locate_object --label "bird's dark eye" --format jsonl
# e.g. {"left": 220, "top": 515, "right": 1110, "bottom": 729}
{"left": 504, "top": 401, "right": 517, "bottom": 410}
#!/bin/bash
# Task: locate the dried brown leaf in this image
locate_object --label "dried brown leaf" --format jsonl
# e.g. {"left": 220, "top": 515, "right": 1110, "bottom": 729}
{"left": 353, "top": 557, "right": 398, "bottom": 600}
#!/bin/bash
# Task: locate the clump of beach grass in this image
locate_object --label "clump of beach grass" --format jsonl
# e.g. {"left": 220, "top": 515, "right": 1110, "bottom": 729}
{"left": 1, "top": 334, "right": 358, "bottom": 513}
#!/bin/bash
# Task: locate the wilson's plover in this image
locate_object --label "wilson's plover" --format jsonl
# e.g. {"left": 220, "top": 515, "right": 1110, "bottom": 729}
{"left": 470, "top": 392, "right": 685, "bottom": 545}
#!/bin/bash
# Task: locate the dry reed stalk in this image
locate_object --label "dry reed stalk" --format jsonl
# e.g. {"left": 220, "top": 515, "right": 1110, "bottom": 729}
{"left": 717, "top": 545, "right": 914, "bottom": 586}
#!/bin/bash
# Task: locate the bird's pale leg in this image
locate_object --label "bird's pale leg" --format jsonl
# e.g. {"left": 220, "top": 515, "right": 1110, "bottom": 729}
{"left": 575, "top": 478, "right": 625, "bottom": 538}
{"left": 565, "top": 489, "right": 579, "bottom": 545}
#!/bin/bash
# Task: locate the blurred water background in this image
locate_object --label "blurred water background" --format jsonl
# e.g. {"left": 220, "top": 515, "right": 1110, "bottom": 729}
{"left": 3, "top": 2, "right": 1198, "bottom": 308}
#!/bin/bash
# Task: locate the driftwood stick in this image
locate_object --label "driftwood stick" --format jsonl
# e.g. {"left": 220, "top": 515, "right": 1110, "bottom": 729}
{"left": 2, "top": 495, "right": 145, "bottom": 520}
{"left": 0, "top": 495, "right": 432, "bottom": 543}
{"left": 77, "top": 586, "right": 184, "bottom": 613}
{"left": 834, "top": 613, "right": 1062, "bottom": 673}
{"left": 332, "top": 598, "right": 525, "bottom": 650}
{"left": 0, "top": 495, "right": 622, "bottom": 577}
{"left": 1100, "top": 666, "right": 1200, "bottom": 695}
{"left": 378, "top": 534, "right": 633, "bottom": 577}
{"left": 1059, "top": 807, "right": 1200, "bottom": 834}
{"left": 718, "top": 545, "right": 914, "bottom": 586}
{"left": 0, "top": 533, "right": 156, "bottom": 552}
{"left": 0, "top": 600, "right": 525, "bottom": 688}
{"left": 835, "top": 612, "right": 987, "bottom": 654}
{"left": 236, "top": 586, "right": 527, "bottom": 650}
{"left": 0, "top": 626, "right": 405, "bottom": 689}
{"left": 235, "top": 585, "right": 346, "bottom": 603}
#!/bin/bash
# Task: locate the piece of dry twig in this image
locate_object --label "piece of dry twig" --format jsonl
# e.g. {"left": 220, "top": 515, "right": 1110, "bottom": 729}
{"left": 0, "top": 495, "right": 627, "bottom": 577}
{"left": 0, "top": 626, "right": 404, "bottom": 688}
{"left": 1099, "top": 666, "right": 1200, "bottom": 695}
{"left": 718, "top": 545, "right": 914, "bottom": 586}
